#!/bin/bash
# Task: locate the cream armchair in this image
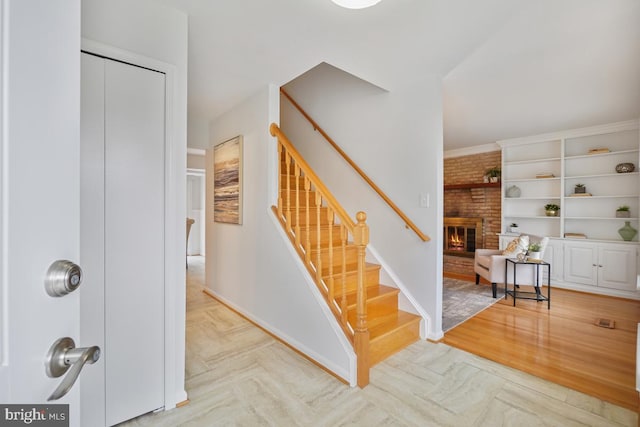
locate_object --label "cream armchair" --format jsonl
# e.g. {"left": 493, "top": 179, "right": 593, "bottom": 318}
{"left": 474, "top": 234, "right": 549, "bottom": 298}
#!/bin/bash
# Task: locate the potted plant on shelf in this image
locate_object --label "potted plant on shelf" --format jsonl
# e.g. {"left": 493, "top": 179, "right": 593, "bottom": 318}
{"left": 616, "top": 205, "right": 631, "bottom": 218}
{"left": 574, "top": 183, "right": 586, "bottom": 194}
{"left": 544, "top": 203, "right": 560, "bottom": 217}
{"left": 485, "top": 166, "right": 501, "bottom": 183}
{"left": 509, "top": 223, "right": 519, "bottom": 233}
{"left": 527, "top": 242, "right": 542, "bottom": 260}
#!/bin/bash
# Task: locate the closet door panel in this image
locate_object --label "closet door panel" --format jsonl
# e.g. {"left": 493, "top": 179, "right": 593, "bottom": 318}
{"left": 104, "top": 60, "right": 165, "bottom": 426}
{"left": 80, "top": 52, "right": 107, "bottom": 427}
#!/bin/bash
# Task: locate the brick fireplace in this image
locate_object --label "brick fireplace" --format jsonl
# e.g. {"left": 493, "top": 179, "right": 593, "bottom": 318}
{"left": 443, "top": 217, "right": 483, "bottom": 258}
{"left": 444, "top": 150, "right": 502, "bottom": 278}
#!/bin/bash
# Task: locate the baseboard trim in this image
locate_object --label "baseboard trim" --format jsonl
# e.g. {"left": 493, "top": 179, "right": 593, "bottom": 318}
{"left": 201, "top": 288, "right": 349, "bottom": 386}
{"left": 551, "top": 283, "right": 640, "bottom": 302}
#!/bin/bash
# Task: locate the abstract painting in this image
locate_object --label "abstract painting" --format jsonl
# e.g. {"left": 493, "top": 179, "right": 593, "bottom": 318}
{"left": 214, "top": 135, "right": 243, "bottom": 224}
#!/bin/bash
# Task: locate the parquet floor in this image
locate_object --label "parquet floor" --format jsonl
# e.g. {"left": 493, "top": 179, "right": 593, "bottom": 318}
{"left": 119, "top": 258, "right": 637, "bottom": 426}
{"left": 444, "top": 283, "right": 640, "bottom": 412}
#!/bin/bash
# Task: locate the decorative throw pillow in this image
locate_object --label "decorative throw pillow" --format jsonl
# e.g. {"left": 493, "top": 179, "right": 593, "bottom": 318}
{"left": 502, "top": 235, "right": 529, "bottom": 257}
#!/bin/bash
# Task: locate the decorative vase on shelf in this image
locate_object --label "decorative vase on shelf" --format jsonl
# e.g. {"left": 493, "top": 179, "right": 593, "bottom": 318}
{"left": 618, "top": 221, "right": 637, "bottom": 241}
{"left": 506, "top": 185, "right": 521, "bottom": 198}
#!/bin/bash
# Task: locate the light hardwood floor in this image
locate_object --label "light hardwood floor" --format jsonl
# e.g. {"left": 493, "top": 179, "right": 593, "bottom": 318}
{"left": 120, "top": 257, "right": 636, "bottom": 426}
{"left": 445, "top": 282, "right": 640, "bottom": 412}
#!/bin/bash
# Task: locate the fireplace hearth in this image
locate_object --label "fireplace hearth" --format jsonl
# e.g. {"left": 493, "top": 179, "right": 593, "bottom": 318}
{"left": 443, "top": 217, "right": 483, "bottom": 258}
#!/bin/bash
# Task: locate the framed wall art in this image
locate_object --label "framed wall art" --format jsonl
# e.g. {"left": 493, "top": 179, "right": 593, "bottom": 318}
{"left": 213, "top": 135, "right": 243, "bottom": 224}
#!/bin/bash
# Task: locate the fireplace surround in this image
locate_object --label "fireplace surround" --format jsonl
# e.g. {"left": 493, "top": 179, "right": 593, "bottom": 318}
{"left": 443, "top": 217, "right": 484, "bottom": 258}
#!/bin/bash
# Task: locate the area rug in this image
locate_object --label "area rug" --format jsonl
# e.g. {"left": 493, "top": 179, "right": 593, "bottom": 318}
{"left": 442, "top": 277, "right": 503, "bottom": 332}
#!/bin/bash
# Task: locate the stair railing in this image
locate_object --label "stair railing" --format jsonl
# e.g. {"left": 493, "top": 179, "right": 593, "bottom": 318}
{"left": 280, "top": 88, "right": 430, "bottom": 242}
{"left": 270, "top": 123, "right": 370, "bottom": 387}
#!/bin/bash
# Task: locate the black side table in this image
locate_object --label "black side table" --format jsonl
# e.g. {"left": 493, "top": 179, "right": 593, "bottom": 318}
{"left": 505, "top": 258, "right": 551, "bottom": 309}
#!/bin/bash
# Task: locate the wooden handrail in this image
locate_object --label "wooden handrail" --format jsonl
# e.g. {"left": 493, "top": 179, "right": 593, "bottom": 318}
{"left": 280, "top": 88, "right": 431, "bottom": 242}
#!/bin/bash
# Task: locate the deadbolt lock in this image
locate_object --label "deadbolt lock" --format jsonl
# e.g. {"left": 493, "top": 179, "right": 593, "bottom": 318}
{"left": 45, "top": 260, "right": 83, "bottom": 297}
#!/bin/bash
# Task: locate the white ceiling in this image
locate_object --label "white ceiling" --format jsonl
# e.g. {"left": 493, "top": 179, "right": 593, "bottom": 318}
{"left": 153, "top": 0, "right": 640, "bottom": 150}
{"left": 444, "top": 0, "right": 640, "bottom": 150}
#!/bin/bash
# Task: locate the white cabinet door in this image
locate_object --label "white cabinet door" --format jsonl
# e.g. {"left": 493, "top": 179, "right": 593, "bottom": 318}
{"left": 598, "top": 244, "right": 637, "bottom": 291}
{"left": 542, "top": 239, "right": 563, "bottom": 282}
{"left": 564, "top": 242, "right": 597, "bottom": 286}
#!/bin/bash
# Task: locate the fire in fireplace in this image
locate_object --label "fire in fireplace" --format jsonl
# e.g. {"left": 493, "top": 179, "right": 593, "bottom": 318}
{"left": 448, "top": 229, "right": 466, "bottom": 251}
{"left": 443, "top": 217, "right": 483, "bottom": 257}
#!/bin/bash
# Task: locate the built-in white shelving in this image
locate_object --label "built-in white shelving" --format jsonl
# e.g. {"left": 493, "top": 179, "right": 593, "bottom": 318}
{"left": 497, "top": 120, "right": 640, "bottom": 299}
{"left": 498, "top": 120, "right": 640, "bottom": 242}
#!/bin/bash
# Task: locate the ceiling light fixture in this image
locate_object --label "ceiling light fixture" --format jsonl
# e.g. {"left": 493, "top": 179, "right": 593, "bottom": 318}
{"left": 331, "top": 0, "right": 382, "bottom": 9}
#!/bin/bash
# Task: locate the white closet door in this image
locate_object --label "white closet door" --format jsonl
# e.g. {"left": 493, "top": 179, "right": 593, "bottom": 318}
{"left": 104, "top": 59, "right": 166, "bottom": 426}
{"left": 80, "top": 52, "right": 107, "bottom": 427}
{"left": 81, "top": 53, "right": 166, "bottom": 426}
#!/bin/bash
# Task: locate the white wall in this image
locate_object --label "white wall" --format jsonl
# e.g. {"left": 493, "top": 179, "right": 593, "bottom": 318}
{"left": 188, "top": 115, "right": 210, "bottom": 150}
{"left": 206, "top": 85, "right": 355, "bottom": 382}
{"left": 187, "top": 153, "right": 206, "bottom": 169}
{"left": 282, "top": 63, "right": 444, "bottom": 338}
{"left": 81, "top": 0, "right": 188, "bottom": 407}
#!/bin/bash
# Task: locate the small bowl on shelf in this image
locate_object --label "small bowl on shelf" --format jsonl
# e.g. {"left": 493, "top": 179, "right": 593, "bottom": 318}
{"left": 615, "top": 163, "right": 635, "bottom": 173}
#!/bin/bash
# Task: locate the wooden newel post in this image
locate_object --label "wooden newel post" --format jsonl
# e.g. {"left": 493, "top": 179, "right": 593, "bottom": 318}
{"left": 353, "top": 211, "right": 370, "bottom": 388}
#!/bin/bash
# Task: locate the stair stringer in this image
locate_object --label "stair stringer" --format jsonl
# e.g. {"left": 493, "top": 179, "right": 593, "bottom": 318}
{"left": 268, "top": 208, "right": 358, "bottom": 386}
{"left": 365, "top": 244, "right": 431, "bottom": 341}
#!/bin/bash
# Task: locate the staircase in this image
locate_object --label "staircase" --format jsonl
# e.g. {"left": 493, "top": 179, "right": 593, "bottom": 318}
{"left": 270, "top": 123, "right": 421, "bottom": 387}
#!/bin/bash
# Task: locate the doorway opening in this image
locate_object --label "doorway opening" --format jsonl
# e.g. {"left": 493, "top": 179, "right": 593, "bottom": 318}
{"left": 187, "top": 168, "right": 205, "bottom": 261}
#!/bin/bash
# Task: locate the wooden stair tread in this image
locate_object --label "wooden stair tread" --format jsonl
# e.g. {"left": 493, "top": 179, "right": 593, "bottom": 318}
{"left": 296, "top": 225, "right": 350, "bottom": 248}
{"left": 346, "top": 308, "right": 421, "bottom": 338}
{"left": 368, "top": 311, "right": 421, "bottom": 366}
{"left": 309, "top": 245, "right": 357, "bottom": 255}
{"left": 288, "top": 206, "right": 330, "bottom": 212}
{"left": 319, "top": 262, "right": 380, "bottom": 277}
{"left": 340, "top": 284, "right": 399, "bottom": 308}
{"left": 297, "top": 225, "right": 345, "bottom": 234}
{"left": 366, "top": 311, "right": 421, "bottom": 341}
{"left": 298, "top": 224, "right": 343, "bottom": 230}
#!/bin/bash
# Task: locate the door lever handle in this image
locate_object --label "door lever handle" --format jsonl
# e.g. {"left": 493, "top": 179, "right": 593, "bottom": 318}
{"left": 45, "top": 337, "right": 100, "bottom": 401}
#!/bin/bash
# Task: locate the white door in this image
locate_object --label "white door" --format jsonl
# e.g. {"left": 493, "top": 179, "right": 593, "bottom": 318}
{"left": 598, "top": 244, "right": 637, "bottom": 291}
{"left": 564, "top": 242, "right": 597, "bottom": 286}
{"left": 0, "top": 0, "right": 86, "bottom": 425}
{"left": 80, "top": 52, "right": 166, "bottom": 426}
{"left": 541, "top": 240, "right": 563, "bottom": 282}
{"left": 187, "top": 172, "right": 205, "bottom": 256}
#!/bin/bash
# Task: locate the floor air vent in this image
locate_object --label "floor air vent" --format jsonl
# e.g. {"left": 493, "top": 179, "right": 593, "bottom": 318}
{"left": 595, "top": 318, "right": 615, "bottom": 329}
